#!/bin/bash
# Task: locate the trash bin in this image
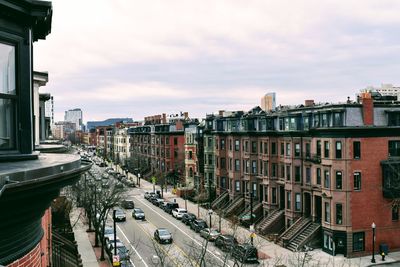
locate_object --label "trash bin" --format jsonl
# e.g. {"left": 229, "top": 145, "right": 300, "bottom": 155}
{"left": 379, "top": 243, "right": 389, "bottom": 255}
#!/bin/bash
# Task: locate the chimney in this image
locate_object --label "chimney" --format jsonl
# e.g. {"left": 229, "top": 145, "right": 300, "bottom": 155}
{"left": 184, "top": 112, "right": 189, "bottom": 119}
{"left": 361, "top": 92, "right": 374, "bottom": 125}
{"left": 218, "top": 110, "right": 225, "bottom": 116}
{"left": 162, "top": 113, "right": 167, "bottom": 124}
{"left": 305, "top": 100, "right": 314, "bottom": 107}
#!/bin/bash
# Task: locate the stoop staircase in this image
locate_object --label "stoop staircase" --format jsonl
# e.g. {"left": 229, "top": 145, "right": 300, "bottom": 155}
{"left": 256, "top": 209, "right": 285, "bottom": 235}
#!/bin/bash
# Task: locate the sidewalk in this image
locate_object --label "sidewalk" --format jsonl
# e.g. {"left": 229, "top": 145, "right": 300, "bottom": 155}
{"left": 133, "top": 173, "right": 400, "bottom": 267}
{"left": 70, "top": 207, "right": 112, "bottom": 267}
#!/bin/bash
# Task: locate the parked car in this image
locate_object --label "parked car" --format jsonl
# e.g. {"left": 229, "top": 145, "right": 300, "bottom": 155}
{"left": 115, "top": 182, "right": 124, "bottom": 189}
{"left": 132, "top": 208, "right": 145, "bottom": 220}
{"left": 144, "top": 192, "right": 155, "bottom": 200}
{"left": 172, "top": 208, "right": 187, "bottom": 219}
{"left": 154, "top": 198, "right": 165, "bottom": 207}
{"left": 181, "top": 213, "right": 196, "bottom": 225}
{"left": 106, "top": 241, "right": 130, "bottom": 263}
{"left": 103, "top": 226, "right": 115, "bottom": 242}
{"left": 215, "top": 234, "right": 238, "bottom": 252}
{"left": 231, "top": 243, "right": 258, "bottom": 263}
{"left": 114, "top": 209, "right": 126, "bottom": 222}
{"left": 164, "top": 202, "right": 179, "bottom": 214}
{"left": 121, "top": 200, "right": 135, "bottom": 209}
{"left": 190, "top": 219, "right": 208, "bottom": 232}
{"left": 239, "top": 213, "right": 257, "bottom": 228}
{"left": 154, "top": 228, "right": 173, "bottom": 244}
{"left": 161, "top": 202, "right": 169, "bottom": 212}
{"left": 199, "top": 228, "right": 220, "bottom": 241}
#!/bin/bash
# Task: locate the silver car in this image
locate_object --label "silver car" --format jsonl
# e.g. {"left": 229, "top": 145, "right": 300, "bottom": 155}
{"left": 199, "top": 228, "right": 220, "bottom": 241}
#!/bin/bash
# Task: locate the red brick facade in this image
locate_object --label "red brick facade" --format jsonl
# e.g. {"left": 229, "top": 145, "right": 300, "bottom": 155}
{"left": 8, "top": 208, "right": 52, "bottom": 267}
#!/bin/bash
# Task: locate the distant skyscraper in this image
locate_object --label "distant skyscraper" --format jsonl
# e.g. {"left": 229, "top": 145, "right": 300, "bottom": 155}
{"left": 64, "top": 108, "right": 83, "bottom": 130}
{"left": 261, "top": 92, "right": 276, "bottom": 111}
{"left": 45, "top": 96, "right": 54, "bottom": 126}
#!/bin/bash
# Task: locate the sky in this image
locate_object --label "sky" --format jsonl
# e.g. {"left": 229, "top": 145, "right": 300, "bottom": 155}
{"left": 33, "top": 0, "right": 400, "bottom": 123}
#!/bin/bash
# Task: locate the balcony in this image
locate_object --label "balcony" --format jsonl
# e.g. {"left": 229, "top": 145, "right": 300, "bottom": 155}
{"left": 303, "top": 153, "right": 321, "bottom": 164}
{"left": 381, "top": 159, "right": 400, "bottom": 198}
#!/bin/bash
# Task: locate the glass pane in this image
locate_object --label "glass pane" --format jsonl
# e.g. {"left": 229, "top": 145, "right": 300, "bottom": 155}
{"left": 0, "top": 43, "right": 16, "bottom": 95}
{"left": 0, "top": 98, "right": 15, "bottom": 149}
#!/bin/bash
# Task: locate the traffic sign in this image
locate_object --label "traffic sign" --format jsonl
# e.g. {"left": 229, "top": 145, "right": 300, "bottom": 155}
{"left": 113, "top": 255, "right": 120, "bottom": 266}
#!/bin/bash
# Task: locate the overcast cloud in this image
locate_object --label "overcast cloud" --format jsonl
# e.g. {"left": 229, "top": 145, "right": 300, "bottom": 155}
{"left": 33, "top": 0, "right": 400, "bottom": 122}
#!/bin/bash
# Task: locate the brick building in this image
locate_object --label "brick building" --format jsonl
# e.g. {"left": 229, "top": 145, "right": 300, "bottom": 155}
{"left": 209, "top": 94, "right": 400, "bottom": 257}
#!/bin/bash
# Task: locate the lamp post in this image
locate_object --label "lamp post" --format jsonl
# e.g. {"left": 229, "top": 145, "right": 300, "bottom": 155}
{"left": 113, "top": 210, "right": 120, "bottom": 267}
{"left": 138, "top": 173, "right": 141, "bottom": 187}
{"left": 371, "top": 222, "right": 376, "bottom": 263}
{"left": 208, "top": 209, "right": 213, "bottom": 229}
{"left": 250, "top": 191, "right": 254, "bottom": 245}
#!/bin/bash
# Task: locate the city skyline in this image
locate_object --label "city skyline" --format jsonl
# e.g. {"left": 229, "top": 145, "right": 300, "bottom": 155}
{"left": 34, "top": 0, "right": 400, "bottom": 122}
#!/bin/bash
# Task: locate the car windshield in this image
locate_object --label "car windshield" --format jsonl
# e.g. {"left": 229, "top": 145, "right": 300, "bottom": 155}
{"left": 198, "top": 221, "right": 207, "bottom": 227}
{"left": 158, "top": 229, "right": 170, "bottom": 236}
{"left": 134, "top": 208, "right": 143, "bottom": 213}
{"left": 116, "top": 210, "right": 124, "bottom": 215}
{"left": 210, "top": 230, "right": 219, "bottom": 235}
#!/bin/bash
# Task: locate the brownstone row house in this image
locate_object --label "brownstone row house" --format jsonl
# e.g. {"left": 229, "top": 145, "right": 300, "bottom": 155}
{"left": 208, "top": 94, "right": 400, "bottom": 257}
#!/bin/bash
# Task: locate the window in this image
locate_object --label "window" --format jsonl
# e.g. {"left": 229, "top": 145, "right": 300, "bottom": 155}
{"left": 251, "top": 141, "right": 257, "bottom": 153}
{"left": 244, "top": 141, "right": 248, "bottom": 152}
{"left": 316, "top": 168, "right": 321, "bottom": 185}
{"left": 295, "top": 166, "right": 301, "bottom": 182}
{"left": 235, "top": 159, "right": 240, "bottom": 171}
{"left": 234, "top": 140, "right": 240, "bottom": 151}
{"left": 294, "top": 143, "right": 300, "bottom": 157}
{"left": 259, "top": 142, "right": 263, "bottom": 154}
{"left": 305, "top": 167, "right": 311, "bottom": 184}
{"left": 251, "top": 160, "right": 257, "bottom": 174}
{"left": 0, "top": 43, "right": 16, "bottom": 150}
{"left": 353, "top": 232, "right": 365, "bottom": 252}
{"left": 220, "top": 158, "right": 226, "bottom": 168}
{"left": 324, "top": 170, "right": 330, "bottom": 188}
{"left": 295, "top": 193, "right": 301, "bottom": 211}
{"left": 220, "top": 139, "right": 225, "bottom": 150}
{"left": 324, "top": 202, "right": 330, "bottom": 223}
{"left": 264, "top": 161, "right": 268, "bottom": 176}
{"left": 353, "top": 141, "right": 361, "bottom": 159}
{"left": 245, "top": 160, "right": 249, "bottom": 173}
{"left": 189, "top": 167, "right": 193, "bottom": 177}
{"left": 286, "top": 143, "right": 291, "bottom": 156}
{"left": 336, "top": 171, "right": 342, "bottom": 190}
{"left": 305, "top": 143, "right": 311, "bottom": 158}
{"left": 272, "top": 188, "right": 277, "bottom": 204}
{"left": 235, "top": 181, "right": 240, "bottom": 192}
{"left": 264, "top": 185, "right": 268, "bottom": 202}
{"left": 354, "top": 172, "right": 361, "bottom": 190}
{"left": 208, "top": 154, "right": 213, "bottom": 165}
{"left": 333, "top": 112, "right": 343, "bottom": 126}
{"left": 229, "top": 158, "right": 232, "bottom": 170}
{"left": 389, "top": 140, "right": 400, "bottom": 157}
{"left": 271, "top": 142, "right": 276, "bottom": 155}
{"left": 317, "top": 140, "right": 321, "bottom": 157}
{"left": 336, "top": 203, "right": 343, "bottom": 224}
{"left": 286, "top": 165, "right": 291, "bottom": 181}
{"left": 229, "top": 139, "right": 232, "bottom": 150}
{"left": 280, "top": 165, "right": 285, "bottom": 178}
{"left": 335, "top": 141, "right": 342, "bottom": 159}
{"left": 272, "top": 163, "right": 277, "bottom": 177}
{"left": 286, "top": 191, "right": 291, "bottom": 209}
{"left": 392, "top": 206, "right": 399, "bottom": 221}
{"left": 174, "top": 137, "right": 178, "bottom": 145}
{"left": 388, "top": 112, "right": 400, "bottom": 126}
{"left": 324, "top": 141, "right": 330, "bottom": 158}
{"left": 264, "top": 142, "right": 268, "bottom": 154}
{"left": 189, "top": 151, "right": 193, "bottom": 159}
{"left": 280, "top": 142, "right": 285, "bottom": 156}
{"left": 208, "top": 137, "right": 212, "bottom": 147}
{"left": 259, "top": 160, "right": 263, "bottom": 175}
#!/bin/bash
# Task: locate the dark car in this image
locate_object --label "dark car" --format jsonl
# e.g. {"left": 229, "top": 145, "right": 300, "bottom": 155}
{"left": 154, "top": 228, "right": 173, "bottom": 244}
{"left": 239, "top": 213, "right": 257, "bottom": 227}
{"left": 215, "top": 234, "right": 238, "bottom": 252}
{"left": 164, "top": 202, "right": 179, "bottom": 214}
{"left": 190, "top": 219, "right": 208, "bottom": 232}
{"left": 106, "top": 241, "right": 130, "bottom": 263}
{"left": 132, "top": 208, "right": 145, "bottom": 220}
{"left": 231, "top": 243, "right": 258, "bottom": 263}
{"left": 181, "top": 213, "right": 196, "bottom": 225}
{"left": 114, "top": 209, "right": 126, "bottom": 222}
{"left": 121, "top": 200, "right": 135, "bottom": 209}
{"left": 144, "top": 192, "right": 155, "bottom": 200}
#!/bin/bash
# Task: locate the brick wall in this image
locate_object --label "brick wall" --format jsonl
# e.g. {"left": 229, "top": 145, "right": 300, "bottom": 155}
{"left": 8, "top": 208, "right": 52, "bottom": 267}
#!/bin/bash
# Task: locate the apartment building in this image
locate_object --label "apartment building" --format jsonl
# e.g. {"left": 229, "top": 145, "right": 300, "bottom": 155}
{"left": 210, "top": 94, "right": 400, "bottom": 257}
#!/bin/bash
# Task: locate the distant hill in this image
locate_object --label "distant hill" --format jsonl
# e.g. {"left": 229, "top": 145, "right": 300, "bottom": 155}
{"left": 87, "top": 118, "right": 133, "bottom": 130}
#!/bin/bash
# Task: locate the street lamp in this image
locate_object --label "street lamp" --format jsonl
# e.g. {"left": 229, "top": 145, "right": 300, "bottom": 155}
{"left": 112, "top": 210, "right": 120, "bottom": 267}
{"left": 138, "top": 173, "right": 141, "bottom": 187}
{"left": 208, "top": 209, "right": 213, "bottom": 229}
{"left": 371, "top": 222, "right": 376, "bottom": 263}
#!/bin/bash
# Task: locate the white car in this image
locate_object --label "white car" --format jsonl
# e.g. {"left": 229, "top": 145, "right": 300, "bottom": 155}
{"left": 172, "top": 208, "right": 187, "bottom": 219}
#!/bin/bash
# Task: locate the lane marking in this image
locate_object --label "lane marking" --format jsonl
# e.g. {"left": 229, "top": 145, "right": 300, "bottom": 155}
{"left": 135, "top": 196, "right": 230, "bottom": 266}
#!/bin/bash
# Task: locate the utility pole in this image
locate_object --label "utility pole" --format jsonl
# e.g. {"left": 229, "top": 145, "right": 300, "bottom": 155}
{"left": 250, "top": 191, "right": 254, "bottom": 245}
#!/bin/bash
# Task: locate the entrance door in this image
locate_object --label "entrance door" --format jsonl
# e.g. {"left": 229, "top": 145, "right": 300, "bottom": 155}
{"left": 259, "top": 185, "right": 264, "bottom": 202}
{"left": 315, "top": 195, "right": 322, "bottom": 223}
{"left": 304, "top": 192, "right": 311, "bottom": 217}
{"left": 279, "top": 186, "right": 285, "bottom": 210}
